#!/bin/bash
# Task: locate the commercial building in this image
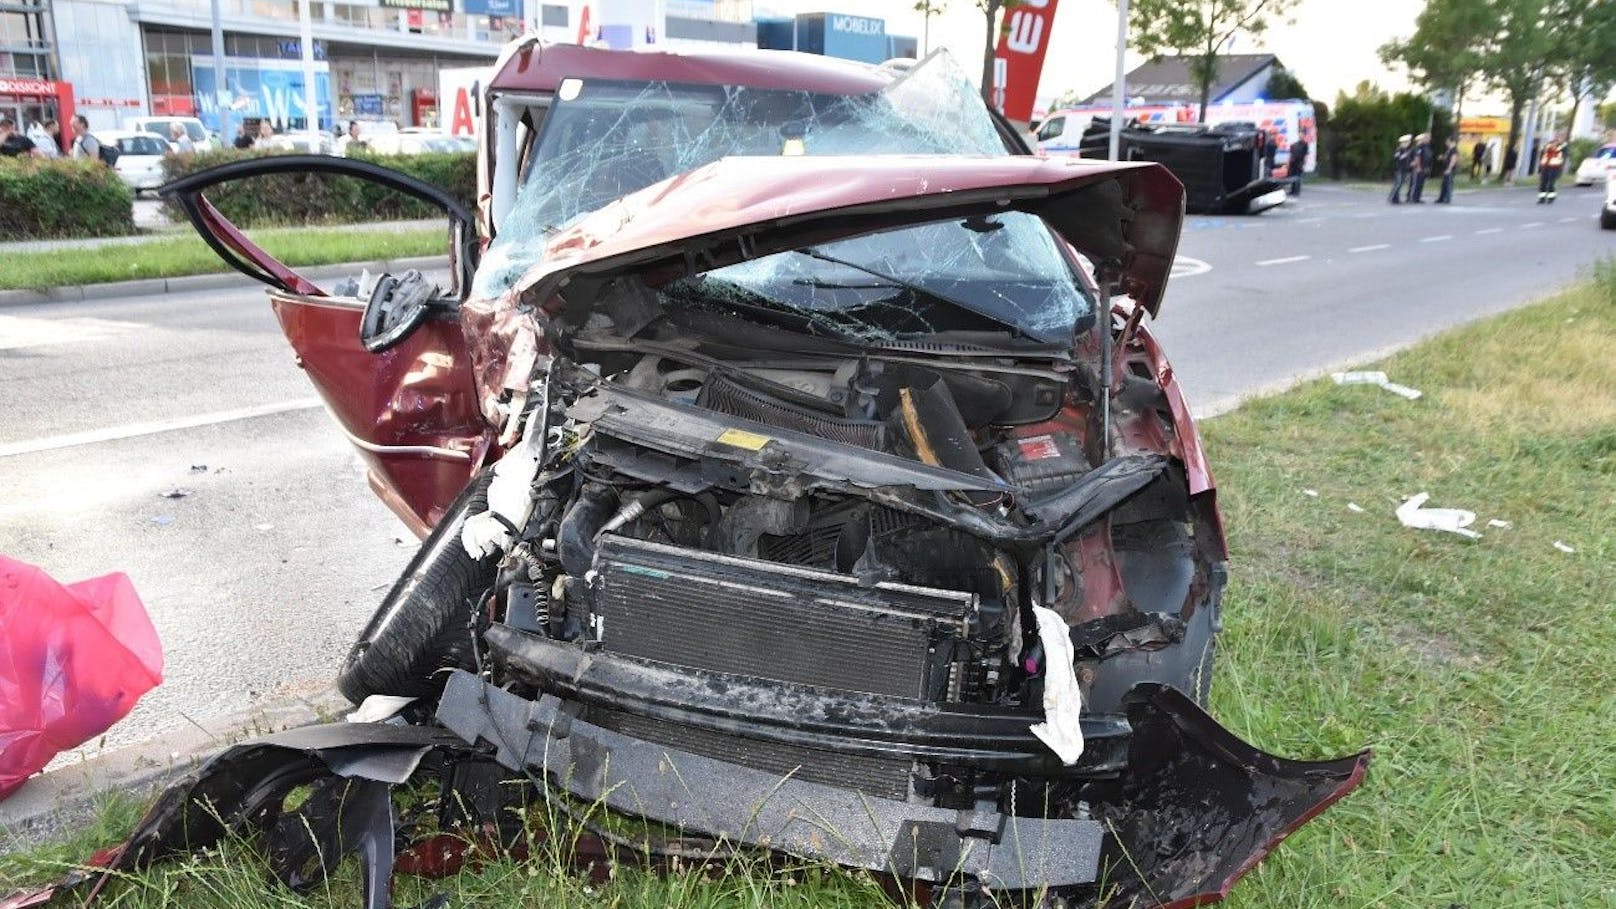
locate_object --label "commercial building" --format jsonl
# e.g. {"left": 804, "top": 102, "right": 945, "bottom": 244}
{"left": 8, "top": 0, "right": 912, "bottom": 139}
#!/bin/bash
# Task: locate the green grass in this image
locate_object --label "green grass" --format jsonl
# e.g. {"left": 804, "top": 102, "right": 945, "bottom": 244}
{"left": 3, "top": 267, "right": 1614, "bottom": 906}
{"left": 0, "top": 225, "right": 448, "bottom": 290}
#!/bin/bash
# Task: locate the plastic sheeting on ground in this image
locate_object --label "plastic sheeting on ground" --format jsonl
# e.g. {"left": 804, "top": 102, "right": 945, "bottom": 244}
{"left": 0, "top": 556, "right": 162, "bottom": 800}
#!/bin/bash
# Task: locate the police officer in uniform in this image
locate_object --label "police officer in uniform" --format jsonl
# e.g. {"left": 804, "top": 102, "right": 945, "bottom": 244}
{"left": 1408, "top": 133, "right": 1432, "bottom": 203}
{"left": 1389, "top": 135, "right": 1412, "bottom": 204}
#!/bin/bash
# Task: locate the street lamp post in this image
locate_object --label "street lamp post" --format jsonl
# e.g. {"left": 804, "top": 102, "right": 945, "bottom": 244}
{"left": 1108, "top": 0, "right": 1128, "bottom": 161}
{"left": 210, "top": 0, "right": 230, "bottom": 145}
{"left": 300, "top": 0, "right": 318, "bottom": 134}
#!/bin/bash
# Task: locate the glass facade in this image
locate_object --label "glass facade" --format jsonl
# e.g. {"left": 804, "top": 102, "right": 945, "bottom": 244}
{"left": 0, "top": 0, "right": 55, "bottom": 79}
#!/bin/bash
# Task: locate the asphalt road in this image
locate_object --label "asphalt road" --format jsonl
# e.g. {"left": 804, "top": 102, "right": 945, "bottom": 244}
{"left": 1, "top": 181, "right": 1611, "bottom": 758}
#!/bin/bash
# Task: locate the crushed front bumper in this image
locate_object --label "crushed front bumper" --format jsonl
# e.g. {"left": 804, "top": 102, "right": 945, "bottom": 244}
{"left": 439, "top": 633, "right": 1369, "bottom": 902}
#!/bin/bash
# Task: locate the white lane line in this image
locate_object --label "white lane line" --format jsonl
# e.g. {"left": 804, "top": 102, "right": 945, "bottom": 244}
{"left": 0, "top": 315, "right": 144, "bottom": 351}
{"left": 1350, "top": 244, "right": 1390, "bottom": 253}
{"left": 1256, "top": 255, "right": 1311, "bottom": 267}
{"left": 0, "top": 398, "right": 323, "bottom": 458}
{"left": 1475, "top": 227, "right": 1504, "bottom": 235}
{"left": 1420, "top": 235, "right": 1453, "bottom": 243}
{"left": 1522, "top": 221, "right": 1545, "bottom": 228}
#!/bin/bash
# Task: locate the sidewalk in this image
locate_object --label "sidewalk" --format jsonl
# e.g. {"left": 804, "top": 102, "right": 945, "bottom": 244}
{"left": 0, "top": 688, "right": 349, "bottom": 847}
{"left": 0, "top": 214, "right": 441, "bottom": 254}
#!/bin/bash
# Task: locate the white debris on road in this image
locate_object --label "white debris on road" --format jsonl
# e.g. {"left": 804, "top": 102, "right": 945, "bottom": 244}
{"left": 1396, "top": 492, "right": 1481, "bottom": 539}
{"left": 1331, "top": 370, "right": 1423, "bottom": 400}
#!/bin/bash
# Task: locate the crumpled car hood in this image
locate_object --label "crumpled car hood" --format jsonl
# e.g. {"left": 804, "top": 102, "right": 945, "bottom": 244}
{"left": 462, "top": 154, "right": 1184, "bottom": 417}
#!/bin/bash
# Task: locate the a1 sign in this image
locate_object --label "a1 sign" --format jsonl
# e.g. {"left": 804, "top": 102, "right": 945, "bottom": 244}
{"left": 438, "top": 66, "right": 489, "bottom": 137}
{"left": 993, "top": 0, "right": 1059, "bottom": 123}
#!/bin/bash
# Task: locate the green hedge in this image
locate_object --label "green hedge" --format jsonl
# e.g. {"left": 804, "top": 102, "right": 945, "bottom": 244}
{"left": 1321, "top": 86, "right": 1434, "bottom": 181}
{"left": 0, "top": 157, "right": 135, "bottom": 240}
{"left": 159, "top": 149, "right": 475, "bottom": 228}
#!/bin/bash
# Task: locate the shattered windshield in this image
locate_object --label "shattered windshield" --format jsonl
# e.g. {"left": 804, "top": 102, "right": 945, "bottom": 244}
{"left": 668, "top": 213, "right": 1091, "bottom": 343}
{"left": 477, "top": 51, "right": 1090, "bottom": 341}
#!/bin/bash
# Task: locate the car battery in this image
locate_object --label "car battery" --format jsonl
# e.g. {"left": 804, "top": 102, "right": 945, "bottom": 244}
{"left": 991, "top": 432, "right": 1091, "bottom": 493}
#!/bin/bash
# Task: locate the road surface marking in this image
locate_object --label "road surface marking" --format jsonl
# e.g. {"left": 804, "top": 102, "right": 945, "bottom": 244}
{"left": 1522, "top": 221, "right": 1544, "bottom": 228}
{"left": 1557, "top": 216, "right": 1578, "bottom": 223}
{"left": 1350, "top": 244, "right": 1390, "bottom": 253}
{"left": 0, "top": 315, "right": 143, "bottom": 351}
{"left": 1475, "top": 227, "right": 1504, "bottom": 234}
{"left": 1171, "top": 256, "right": 1213, "bottom": 278}
{"left": 1256, "top": 255, "right": 1311, "bottom": 267}
{"left": 0, "top": 398, "right": 323, "bottom": 458}
{"left": 1420, "top": 235, "right": 1453, "bottom": 243}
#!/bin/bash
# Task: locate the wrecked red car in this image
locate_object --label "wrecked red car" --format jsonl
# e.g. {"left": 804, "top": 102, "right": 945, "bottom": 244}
{"left": 29, "top": 42, "right": 1366, "bottom": 907}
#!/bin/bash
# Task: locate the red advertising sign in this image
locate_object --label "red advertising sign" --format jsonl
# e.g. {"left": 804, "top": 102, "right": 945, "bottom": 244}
{"left": 992, "top": 0, "right": 1060, "bottom": 123}
{"left": 0, "top": 77, "right": 57, "bottom": 96}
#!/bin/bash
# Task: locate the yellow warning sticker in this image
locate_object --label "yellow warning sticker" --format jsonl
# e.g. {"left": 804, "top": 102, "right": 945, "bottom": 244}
{"left": 716, "top": 428, "right": 772, "bottom": 450}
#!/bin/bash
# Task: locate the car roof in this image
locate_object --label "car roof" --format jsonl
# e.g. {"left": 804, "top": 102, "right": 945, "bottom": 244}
{"left": 100, "top": 129, "right": 164, "bottom": 140}
{"left": 489, "top": 40, "right": 892, "bottom": 97}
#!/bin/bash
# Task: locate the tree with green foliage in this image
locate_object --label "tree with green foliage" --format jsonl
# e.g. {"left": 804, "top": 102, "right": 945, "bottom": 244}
{"left": 1325, "top": 82, "right": 1434, "bottom": 180}
{"left": 1263, "top": 66, "right": 1308, "bottom": 101}
{"left": 1124, "top": 0, "right": 1298, "bottom": 121}
{"left": 1548, "top": 0, "right": 1616, "bottom": 138}
{"left": 1377, "top": 0, "right": 1492, "bottom": 132}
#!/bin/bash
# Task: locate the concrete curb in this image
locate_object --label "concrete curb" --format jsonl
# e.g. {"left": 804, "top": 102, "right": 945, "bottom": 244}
{"left": 0, "top": 255, "right": 450, "bottom": 308}
{"left": 0, "top": 689, "right": 350, "bottom": 849}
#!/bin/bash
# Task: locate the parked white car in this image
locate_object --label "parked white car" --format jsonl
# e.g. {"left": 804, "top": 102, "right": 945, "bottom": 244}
{"left": 98, "top": 130, "right": 173, "bottom": 194}
{"left": 258, "top": 131, "right": 340, "bottom": 155}
{"left": 365, "top": 129, "right": 465, "bottom": 154}
{"left": 1575, "top": 144, "right": 1616, "bottom": 186}
{"left": 127, "top": 116, "right": 219, "bottom": 154}
{"left": 1602, "top": 172, "right": 1615, "bottom": 230}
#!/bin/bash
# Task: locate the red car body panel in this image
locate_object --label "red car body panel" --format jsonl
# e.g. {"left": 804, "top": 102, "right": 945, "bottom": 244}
{"left": 490, "top": 40, "right": 893, "bottom": 96}
{"left": 269, "top": 297, "right": 490, "bottom": 536}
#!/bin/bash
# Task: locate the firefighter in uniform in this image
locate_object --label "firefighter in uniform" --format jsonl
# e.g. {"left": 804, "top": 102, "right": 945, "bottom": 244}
{"left": 1537, "top": 138, "right": 1566, "bottom": 203}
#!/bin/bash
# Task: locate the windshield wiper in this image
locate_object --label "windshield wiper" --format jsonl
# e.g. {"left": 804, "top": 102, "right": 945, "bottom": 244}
{"left": 789, "top": 248, "right": 1036, "bottom": 340}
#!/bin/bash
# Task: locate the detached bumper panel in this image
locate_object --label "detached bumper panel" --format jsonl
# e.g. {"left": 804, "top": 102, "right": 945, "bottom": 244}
{"left": 437, "top": 670, "right": 1108, "bottom": 888}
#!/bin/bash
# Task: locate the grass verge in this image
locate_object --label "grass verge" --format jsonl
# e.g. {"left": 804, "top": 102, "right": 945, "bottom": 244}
{"left": 0, "top": 225, "right": 447, "bottom": 291}
{"left": 3, "top": 267, "right": 1613, "bottom": 906}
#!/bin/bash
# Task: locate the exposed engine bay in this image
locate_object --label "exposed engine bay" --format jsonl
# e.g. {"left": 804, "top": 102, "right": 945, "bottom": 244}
{"left": 399, "top": 274, "right": 1233, "bottom": 828}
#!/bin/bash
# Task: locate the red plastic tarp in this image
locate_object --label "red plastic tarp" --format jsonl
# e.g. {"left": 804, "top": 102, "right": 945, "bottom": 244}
{"left": 0, "top": 557, "right": 163, "bottom": 800}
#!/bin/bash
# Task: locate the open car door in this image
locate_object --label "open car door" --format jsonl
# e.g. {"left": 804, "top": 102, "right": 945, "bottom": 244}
{"left": 161, "top": 155, "right": 490, "bottom": 537}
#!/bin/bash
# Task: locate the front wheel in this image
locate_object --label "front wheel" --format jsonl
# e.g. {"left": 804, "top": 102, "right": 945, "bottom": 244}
{"left": 337, "top": 469, "right": 498, "bottom": 704}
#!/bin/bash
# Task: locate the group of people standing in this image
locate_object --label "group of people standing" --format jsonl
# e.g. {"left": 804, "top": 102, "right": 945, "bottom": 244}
{"left": 1389, "top": 133, "right": 1462, "bottom": 204}
{"left": 1392, "top": 132, "right": 1568, "bottom": 204}
{"left": 0, "top": 115, "right": 107, "bottom": 161}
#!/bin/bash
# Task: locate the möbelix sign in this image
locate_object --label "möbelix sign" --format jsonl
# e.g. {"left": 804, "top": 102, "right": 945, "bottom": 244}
{"left": 993, "top": 0, "right": 1060, "bottom": 124}
{"left": 439, "top": 66, "right": 491, "bottom": 137}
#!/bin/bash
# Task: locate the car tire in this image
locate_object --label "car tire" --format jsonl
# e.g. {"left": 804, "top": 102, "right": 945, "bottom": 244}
{"left": 1603, "top": 209, "right": 1616, "bottom": 230}
{"left": 336, "top": 469, "right": 498, "bottom": 704}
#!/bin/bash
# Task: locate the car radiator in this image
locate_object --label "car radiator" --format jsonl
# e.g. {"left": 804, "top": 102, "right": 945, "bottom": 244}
{"left": 587, "top": 535, "right": 978, "bottom": 798}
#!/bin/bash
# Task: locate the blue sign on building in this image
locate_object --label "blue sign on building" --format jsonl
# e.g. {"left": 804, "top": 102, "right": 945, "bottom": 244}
{"left": 755, "top": 12, "right": 907, "bottom": 65}
{"left": 191, "top": 57, "right": 335, "bottom": 132}
{"left": 463, "top": 0, "right": 519, "bottom": 16}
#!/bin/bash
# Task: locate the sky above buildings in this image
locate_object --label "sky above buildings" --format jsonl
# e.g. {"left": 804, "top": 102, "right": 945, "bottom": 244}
{"left": 762, "top": 0, "right": 1431, "bottom": 111}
